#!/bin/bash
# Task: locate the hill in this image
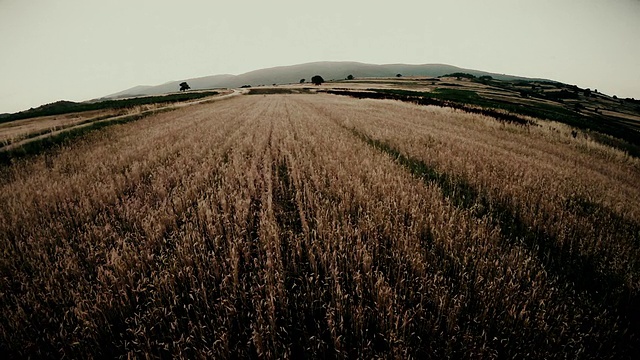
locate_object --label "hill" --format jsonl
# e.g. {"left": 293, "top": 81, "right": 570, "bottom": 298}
{"left": 105, "top": 61, "right": 549, "bottom": 98}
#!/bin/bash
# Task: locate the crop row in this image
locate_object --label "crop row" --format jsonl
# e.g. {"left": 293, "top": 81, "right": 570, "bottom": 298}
{"left": 1, "top": 95, "right": 638, "bottom": 358}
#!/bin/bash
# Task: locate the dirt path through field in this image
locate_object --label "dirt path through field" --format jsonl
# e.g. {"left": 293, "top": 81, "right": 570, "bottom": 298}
{"left": 0, "top": 89, "right": 245, "bottom": 152}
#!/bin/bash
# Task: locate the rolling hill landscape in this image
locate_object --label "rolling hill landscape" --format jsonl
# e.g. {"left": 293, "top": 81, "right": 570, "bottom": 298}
{"left": 104, "top": 61, "right": 550, "bottom": 98}
{"left": 1, "top": 62, "right": 640, "bottom": 358}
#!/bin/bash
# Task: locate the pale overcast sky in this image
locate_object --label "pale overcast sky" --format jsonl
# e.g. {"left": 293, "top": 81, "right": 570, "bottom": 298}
{"left": 1, "top": 0, "right": 639, "bottom": 113}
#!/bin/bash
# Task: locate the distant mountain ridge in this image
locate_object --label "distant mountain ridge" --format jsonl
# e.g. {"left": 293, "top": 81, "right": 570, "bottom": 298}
{"left": 104, "top": 61, "right": 551, "bottom": 98}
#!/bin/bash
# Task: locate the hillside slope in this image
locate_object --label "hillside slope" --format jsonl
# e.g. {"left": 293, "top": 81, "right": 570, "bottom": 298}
{"left": 105, "top": 61, "right": 548, "bottom": 98}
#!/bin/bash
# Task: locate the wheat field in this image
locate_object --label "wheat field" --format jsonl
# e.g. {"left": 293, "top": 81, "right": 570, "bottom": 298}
{"left": 1, "top": 94, "right": 638, "bottom": 358}
{"left": 0, "top": 109, "right": 124, "bottom": 148}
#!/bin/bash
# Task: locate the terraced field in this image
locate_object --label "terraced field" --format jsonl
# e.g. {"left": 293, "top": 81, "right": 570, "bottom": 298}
{"left": 1, "top": 94, "right": 639, "bottom": 358}
{"left": 0, "top": 108, "right": 126, "bottom": 147}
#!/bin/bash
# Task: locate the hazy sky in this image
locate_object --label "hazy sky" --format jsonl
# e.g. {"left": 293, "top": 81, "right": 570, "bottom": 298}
{"left": 1, "top": 0, "right": 639, "bottom": 113}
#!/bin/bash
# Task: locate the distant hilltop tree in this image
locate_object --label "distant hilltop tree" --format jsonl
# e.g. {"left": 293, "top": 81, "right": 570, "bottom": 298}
{"left": 347, "top": 74, "right": 354, "bottom": 80}
{"left": 443, "top": 72, "right": 476, "bottom": 80}
{"left": 179, "top": 82, "right": 190, "bottom": 92}
{"left": 396, "top": 74, "right": 402, "bottom": 77}
{"left": 311, "top": 75, "right": 324, "bottom": 86}
{"left": 300, "top": 79, "right": 305, "bottom": 83}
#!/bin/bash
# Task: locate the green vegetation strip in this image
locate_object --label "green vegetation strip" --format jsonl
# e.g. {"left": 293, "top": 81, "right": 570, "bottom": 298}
{"left": 348, "top": 126, "right": 640, "bottom": 343}
{"left": 372, "top": 87, "right": 587, "bottom": 124}
{"left": 328, "top": 88, "right": 640, "bottom": 157}
{"left": 374, "top": 88, "right": 640, "bottom": 155}
{"left": 0, "top": 109, "right": 171, "bottom": 166}
{"left": 324, "top": 89, "right": 534, "bottom": 126}
{"left": 1, "top": 91, "right": 219, "bottom": 123}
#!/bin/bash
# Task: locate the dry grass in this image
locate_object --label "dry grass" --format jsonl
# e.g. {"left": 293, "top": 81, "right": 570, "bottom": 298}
{"left": 0, "top": 94, "right": 638, "bottom": 358}
{"left": 0, "top": 93, "right": 229, "bottom": 149}
{"left": 0, "top": 109, "right": 125, "bottom": 147}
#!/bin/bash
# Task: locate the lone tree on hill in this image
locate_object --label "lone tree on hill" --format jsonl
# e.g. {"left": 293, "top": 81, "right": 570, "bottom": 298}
{"left": 179, "top": 82, "right": 190, "bottom": 92}
{"left": 300, "top": 79, "right": 305, "bottom": 83}
{"left": 347, "top": 74, "right": 354, "bottom": 80}
{"left": 311, "top": 75, "right": 324, "bottom": 86}
{"left": 396, "top": 74, "right": 402, "bottom": 77}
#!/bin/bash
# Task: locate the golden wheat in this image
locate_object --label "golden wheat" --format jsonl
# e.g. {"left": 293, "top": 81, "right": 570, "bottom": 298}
{"left": 0, "top": 94, "right": 637, "bottom": 358}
